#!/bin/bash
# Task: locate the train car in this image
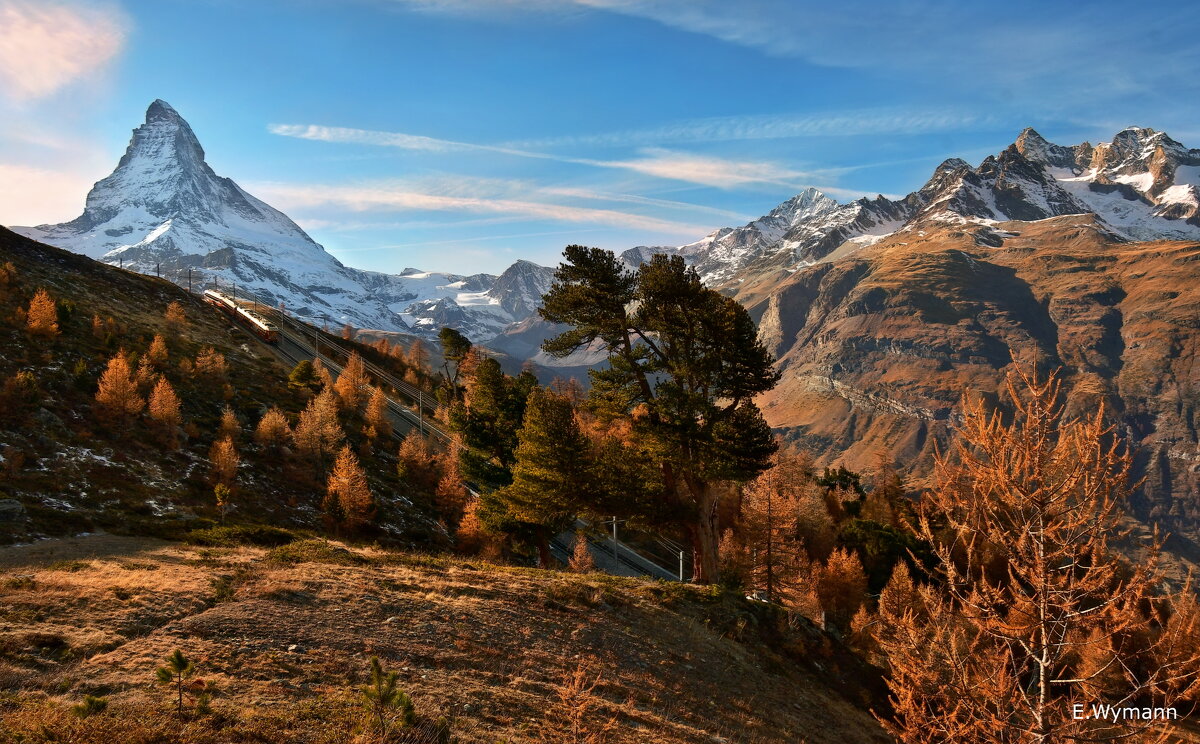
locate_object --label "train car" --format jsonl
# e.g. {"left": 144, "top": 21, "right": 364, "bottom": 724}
{"left": 202, "top": 289, "right": 279, "bottom": 344}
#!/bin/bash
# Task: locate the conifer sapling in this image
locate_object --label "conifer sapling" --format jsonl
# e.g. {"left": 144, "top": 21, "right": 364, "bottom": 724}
{"left": 156, "top": 649, "right": 196, "bottom": 717}
{"left": 361, "top": 655, "right": 414, "bottom": 739}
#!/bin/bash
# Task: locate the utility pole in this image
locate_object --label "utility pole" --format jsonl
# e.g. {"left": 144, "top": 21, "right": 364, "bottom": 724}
{"left": 610, "top": 517, "right": 618, "bottom": 567}
{"left": 418, "top": 388, "right": 424, "bottom": 436}
{"left": 187, "top": 269, "right": 192, "bottom": 294}
{"left": 156, "top": 262, "right": 160, "bottom": 277}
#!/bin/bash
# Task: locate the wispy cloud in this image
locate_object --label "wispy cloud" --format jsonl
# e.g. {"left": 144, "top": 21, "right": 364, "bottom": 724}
{"left": 343, "top": 228, "right": 607, "bottom": 253}
{"left": 509, "top": 108, "right": 993, "bottom": 150}
{"left": 0, "top": 0, "right": 129, "bottom": 101}
{"left": 540, "top": 186, "right": 748, "bottom": 220}
{"left": 270, "top": 121, "right": 837, "bottom": 191}
{"left": 251, "top": 179, "right": 708, "bottom": 236}
{"left": 597, "top": 148, "right": 814, "bottom": 190}
{"left": 380, "top": 0, "right": 1200, "bottom": 117}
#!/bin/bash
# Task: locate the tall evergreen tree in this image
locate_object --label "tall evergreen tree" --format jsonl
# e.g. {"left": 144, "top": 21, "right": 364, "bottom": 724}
{"left": 450, "top": 357, "right": 537, "bottom": 492}
{"left": 540, "top": 246, "right": 779, "bottom": 583}
{"left": 447, "top": 357, "right": 540, "bottom": 556}
{"left": 437, "top": 326, "right": 472, "bottom": 402}
{"left": 493, "top": 388, "right": 593, "bottom": 566}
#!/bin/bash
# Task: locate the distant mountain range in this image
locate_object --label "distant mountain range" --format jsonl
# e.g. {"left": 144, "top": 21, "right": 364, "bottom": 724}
{"left": 623, "top": 126, "right": 1200, "bottom": 538}
{"left": 12, "top": 100, "right": 554, "bottom": 342}
{"left": 622, "top": 126, "right": 1200, "bottom": 287}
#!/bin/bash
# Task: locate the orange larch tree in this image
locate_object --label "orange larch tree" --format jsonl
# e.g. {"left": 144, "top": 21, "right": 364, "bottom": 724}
{"left": 147, "top": 377, "right": 183, "bottom": 448}
{"left": 365, "top": 385, "right": 392, "bottom": 441}
{"left": 25, "top": 288, "right": 59, "bottom": 337}
{"left": 95, "top": 351, "right": 144, "bottom": 427}
{"left": 292, "top": 388, "right": 343, "bottom": 475}
{"left": 254, "top": 406, "right": 292, "bottom": 453}
{"left": 334, "top": 352, "right": 369, "bottom": 411}
{"left": 209, "top": 436, "right": 239, "bottom": 488}
{"left": 147, "top": 334, "right": 169, "bottom": 368}
{"left": 876, "top": 368, "right": 1200, "bottom": 744}
{"left": 325, "top": 444, "right": 374, "bottom": 533}
{"left": 164, "top": 301, "right": 187, "bottom": 335}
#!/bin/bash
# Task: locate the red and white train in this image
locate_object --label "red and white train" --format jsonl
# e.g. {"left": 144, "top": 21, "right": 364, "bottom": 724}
{"left": 202, "top": 289, "right": 279, "bottom": 343}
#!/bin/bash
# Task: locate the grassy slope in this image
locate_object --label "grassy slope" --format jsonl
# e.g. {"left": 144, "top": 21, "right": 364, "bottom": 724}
{"left": 0, "top": 229, "right": 892, "bottom": 742}
{"left": 0, "top": 534, "right": 889, "bottom": 743}
{"left": 0, "top": 226, "right": 441, "bottom": 546}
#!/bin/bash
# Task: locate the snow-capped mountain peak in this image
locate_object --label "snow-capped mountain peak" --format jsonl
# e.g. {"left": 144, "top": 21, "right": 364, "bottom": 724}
{"left": 633, "top": 127, "right": 1200, "bottom": 289}
{"left": 11, "top": 100, "right": 553, "bottom": 342}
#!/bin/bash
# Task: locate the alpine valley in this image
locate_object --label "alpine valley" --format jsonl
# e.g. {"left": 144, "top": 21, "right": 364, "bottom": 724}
{"left": 11, "top": 102, "right": 1200, "bottom": 536}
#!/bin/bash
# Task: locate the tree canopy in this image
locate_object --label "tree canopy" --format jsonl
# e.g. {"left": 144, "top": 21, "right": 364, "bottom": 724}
{"left": 539, "top": 246, "right": 780, "bottom": 583}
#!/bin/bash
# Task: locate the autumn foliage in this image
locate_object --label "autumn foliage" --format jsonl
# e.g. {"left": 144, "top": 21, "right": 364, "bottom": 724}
{"left": 25, "top": 287, "right": 59, "bottom": 337}
{"left": 95, "top": 351, "right": 144, "bottom": 427}
{"left": 148, "top": 377, "right": 182, "bottom": 448}
{"left": 875, "top": 368, "right": 1200, "bottom": 743}
{"left": 325, "top": 445, "right": 374, "bottom": 533}
{"left": 209, "top": 436, "right": 239, "bottom": 488}
{"left": 254, "top": 407, "right": 292, "bottom": 452}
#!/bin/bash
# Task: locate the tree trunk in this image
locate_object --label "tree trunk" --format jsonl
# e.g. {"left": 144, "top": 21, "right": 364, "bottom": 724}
{"left": 536, "top": 531, "right": 553, "bottom": 569}
{"left": 687, "top": 478, "right": 721, "bottom": 584}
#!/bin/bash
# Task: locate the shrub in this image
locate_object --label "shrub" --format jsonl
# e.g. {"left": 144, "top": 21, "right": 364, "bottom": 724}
{"left": 185, "top": 524, "right": 299, "bottom": 548}
{"left": 70, "top": 695, "right": 108, "bottom": 718}
{"left": 266, "top": 539, "right": 370, "bottom": 566}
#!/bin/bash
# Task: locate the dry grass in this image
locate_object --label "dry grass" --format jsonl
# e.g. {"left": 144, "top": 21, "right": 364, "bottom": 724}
{"left": 0, "top": 534, "right": 890, "bottom": 743}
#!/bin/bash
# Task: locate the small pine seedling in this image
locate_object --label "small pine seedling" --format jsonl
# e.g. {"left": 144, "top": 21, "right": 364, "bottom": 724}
{"left": 362, "top": 656, "right": 414, "bottom": 739}
{"left": 156, "top": 649, "right": 196, "bottom": 717}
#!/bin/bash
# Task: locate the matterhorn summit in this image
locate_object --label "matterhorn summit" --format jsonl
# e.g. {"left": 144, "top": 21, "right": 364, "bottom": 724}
{"left": 13, "top": 100, "right": 553, "bottom": 339}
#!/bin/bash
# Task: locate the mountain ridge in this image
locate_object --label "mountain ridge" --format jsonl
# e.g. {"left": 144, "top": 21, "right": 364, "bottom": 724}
{"left": 628, "top": 127, "right": 1200, "bottom": 294}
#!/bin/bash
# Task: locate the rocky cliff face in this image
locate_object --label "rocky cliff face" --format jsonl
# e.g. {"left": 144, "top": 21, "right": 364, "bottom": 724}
{"left": 749, "top": 214, "right": 1200, "bottom": 537}
{"left": 11, "top": 100, "right": 554, "bottom": 343}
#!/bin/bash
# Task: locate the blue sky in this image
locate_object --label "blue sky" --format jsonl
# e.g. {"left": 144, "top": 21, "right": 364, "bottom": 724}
{"left": 1, "top": 0, "right": 1198, "bottom": 275}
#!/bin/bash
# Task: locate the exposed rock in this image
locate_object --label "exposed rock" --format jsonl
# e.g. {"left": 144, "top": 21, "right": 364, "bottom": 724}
{"left": 0, "top": 499, "right": 26, "bottom": 523}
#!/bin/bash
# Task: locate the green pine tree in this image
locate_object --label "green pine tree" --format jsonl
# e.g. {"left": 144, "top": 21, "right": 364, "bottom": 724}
{"left": 155, "top": 649, "right": 195, "bottom": 717}
{"left": 288, "top": 359, "right": 319, "bottom": 392}
{"left": 437, "top": 326, "right": 473, "bottom": 401}
{"left": 494, "top": 388, "right": 593, "bottom": 566}
{"left": 449, "top": 357, "right": 538, "bottom": 492}
{"left": 362, "top": 656, "right": 414, "bottom": 739}
{"left": 540, "top": 247, "right": 780, "bottom": 583}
